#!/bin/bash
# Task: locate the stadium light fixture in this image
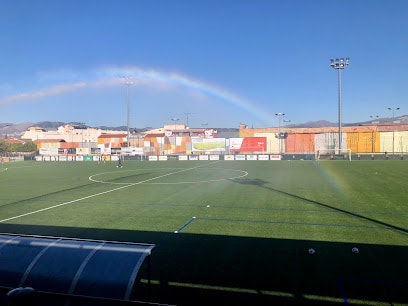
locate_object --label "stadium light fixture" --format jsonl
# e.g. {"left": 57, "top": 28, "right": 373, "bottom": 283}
{"left": 388, "top": 107, "right": 400, "bottom": 154}
{"left": 330, "top": 57, "right": 350, "bottom": 151}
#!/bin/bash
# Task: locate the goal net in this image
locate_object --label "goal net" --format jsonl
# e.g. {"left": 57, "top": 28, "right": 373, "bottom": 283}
{"left": 315, "top": 149, "right": 351, "bottom": 161}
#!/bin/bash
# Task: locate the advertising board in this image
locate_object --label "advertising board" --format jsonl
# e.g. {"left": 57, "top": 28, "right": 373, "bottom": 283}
{"left": 192, "top": 138, "right": 226, "bottom": 153}
{"left": 230, "top": 137, "right": 267, "bottom": 153}
{"left": 246, "top": 155, "right": 257, "bottom": 160}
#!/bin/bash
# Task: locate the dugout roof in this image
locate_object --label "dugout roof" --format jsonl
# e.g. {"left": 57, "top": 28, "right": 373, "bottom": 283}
{"left": 0, "top": 233, "right": 154, "bottom": 300}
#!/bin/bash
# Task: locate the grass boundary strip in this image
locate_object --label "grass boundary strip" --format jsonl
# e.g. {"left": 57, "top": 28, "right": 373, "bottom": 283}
{"left": 196, "top": 217, "right": 408, "bottom": 232}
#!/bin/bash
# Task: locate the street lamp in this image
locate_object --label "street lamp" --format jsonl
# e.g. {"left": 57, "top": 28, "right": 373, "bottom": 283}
{"left": 330, "top": 57, "right": 350, "bottom": 152}
{"left": 275, "top": 112, "right": 285, "bottom": 154}
{"left": 370, "top": 115, "right": 380, "bottom": 125}
{"left": 388, "top": 107, "right": 400, "bottom": 154}
{"left": 171, "top": 118, "right": 179, "bottom": 132}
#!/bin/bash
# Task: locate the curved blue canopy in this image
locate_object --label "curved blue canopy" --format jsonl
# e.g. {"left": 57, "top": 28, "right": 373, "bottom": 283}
{"left": 0, "top": 234, "right": 154, "bottom": 300}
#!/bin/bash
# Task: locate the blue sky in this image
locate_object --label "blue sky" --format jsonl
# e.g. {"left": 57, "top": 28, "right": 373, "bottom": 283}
{"left": 0, "top": 0, "right": 407, "bottom": 128}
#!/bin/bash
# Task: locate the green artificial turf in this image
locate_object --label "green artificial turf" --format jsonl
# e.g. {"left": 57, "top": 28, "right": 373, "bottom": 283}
{"left": 0, "top": 160, "right": 407, "bottom": 305}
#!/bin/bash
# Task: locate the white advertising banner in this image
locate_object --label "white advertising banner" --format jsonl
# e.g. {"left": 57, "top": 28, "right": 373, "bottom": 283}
{"left": 229, "top": 138, "right": 243, "bottom": 151}
{"left": 121, "top": 147, "right": 144, "bottom": 156}
{"left": 191, "top": 138, "right": 226, "bottom": 152}
{"left": 39, "top": 148, "right": 49, "bottom": 155}
{"left": 40, "top": 148, "right": 58, "bottom": 155}
{"left": 258, "top": 155, "right": 270, "bottom": 161}
{"left": 246, "top": 155, "right": 257, "bottom": 160}
{"left": 76, "top": 148, "right": 89, "bottom": 155}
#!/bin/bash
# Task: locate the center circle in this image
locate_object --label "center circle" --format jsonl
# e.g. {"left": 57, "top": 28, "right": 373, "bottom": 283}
{"left": 89, "top": 168, "right": 248, "bottom": 185}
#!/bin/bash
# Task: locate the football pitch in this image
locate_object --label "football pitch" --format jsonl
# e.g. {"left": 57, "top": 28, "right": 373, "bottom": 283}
{"left": 0, "top": 159, "right": 407, "bottom": 305}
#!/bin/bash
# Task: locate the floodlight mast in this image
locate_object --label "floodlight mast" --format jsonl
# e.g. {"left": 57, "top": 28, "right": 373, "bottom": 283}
{"left": 388, "top": 107, "right": 400, "bottom": 154}
{"left": 123, "top": 77, "right": 133, "bottom": 147}
{"left": 275, "top": 112, "right": 285, "bottom": 154}
{"left": 330, "top": 58, "right": 350, "bottom": 152}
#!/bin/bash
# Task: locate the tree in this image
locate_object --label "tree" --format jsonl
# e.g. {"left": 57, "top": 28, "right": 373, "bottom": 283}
{"left": 20, "top": 141, "right": 37, "bottom": 153}
{"left": 0, "top": 141, "right": 6, "bottom": 154}
{"left": 0, "top": 140, "right": 37, "bottom": 154}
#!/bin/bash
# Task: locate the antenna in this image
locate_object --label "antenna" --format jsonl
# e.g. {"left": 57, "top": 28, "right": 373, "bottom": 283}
{"left": 180, "top": 112, "right": 195, "bottom": 127}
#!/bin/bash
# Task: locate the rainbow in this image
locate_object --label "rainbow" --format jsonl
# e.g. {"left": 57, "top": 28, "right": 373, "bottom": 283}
{"left": 313, "top": 161, "right": 352, "bottom": 200}
{"left": 0, "top": 66, "right": 275, "bottom": 125}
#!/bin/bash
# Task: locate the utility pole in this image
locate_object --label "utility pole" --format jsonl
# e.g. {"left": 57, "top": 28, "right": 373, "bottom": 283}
{"left": 181, "top": 112, "right": 195, "bottom": 127}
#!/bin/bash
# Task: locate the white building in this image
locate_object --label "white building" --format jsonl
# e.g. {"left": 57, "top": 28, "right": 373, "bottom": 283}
{"left": 21, "top": 124, "right": 125, "bottom": 144}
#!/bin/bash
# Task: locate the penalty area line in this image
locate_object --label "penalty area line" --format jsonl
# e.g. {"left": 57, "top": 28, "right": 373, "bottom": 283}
{"left": 155, "top": 216, "right": 198, "bottom": 250}
{"left": 0, "top": 163, "right": 216, "bottom": 223}
{"left": 174, "top": 216, "right": 197, "bottom": 234}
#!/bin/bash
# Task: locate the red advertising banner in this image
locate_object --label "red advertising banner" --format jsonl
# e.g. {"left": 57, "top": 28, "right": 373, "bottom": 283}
{"left": 230, "top": 137, "right": 267, "bottom": 153}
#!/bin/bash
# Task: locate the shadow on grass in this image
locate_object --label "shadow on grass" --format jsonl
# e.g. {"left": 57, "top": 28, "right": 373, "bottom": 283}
{"left": 0, "top": 223, "right": 406, "bottom": 306}
{"left": 232, "top": 178, "right": 408, "bottom": 235}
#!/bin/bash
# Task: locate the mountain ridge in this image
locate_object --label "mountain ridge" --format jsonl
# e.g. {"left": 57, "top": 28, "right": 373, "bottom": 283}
{"left": 1, "top": 116, "right": 407, "bottom": 138}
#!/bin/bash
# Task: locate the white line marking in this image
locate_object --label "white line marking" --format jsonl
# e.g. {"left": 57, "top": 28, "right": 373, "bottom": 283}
{"left": 89, "top": 168, "right": 248, "bottom": 185}
{"left": 0, "top": 162, "right": 219, "bottom": 223}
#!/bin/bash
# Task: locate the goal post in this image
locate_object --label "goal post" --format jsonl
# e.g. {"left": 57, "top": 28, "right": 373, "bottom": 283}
{"left": 315, "top": 148, "right": 352, "bottom": 161}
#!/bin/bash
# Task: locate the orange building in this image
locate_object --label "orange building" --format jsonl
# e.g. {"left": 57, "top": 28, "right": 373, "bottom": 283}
{"left": 97, "top": 134, "right": 127, "bottom": 148}
{"left": 239, "top": 123, "right": 408, "bottom": 154}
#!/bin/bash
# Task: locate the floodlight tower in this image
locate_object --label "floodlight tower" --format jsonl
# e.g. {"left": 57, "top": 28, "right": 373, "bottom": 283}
{"left": 388, "top": 107, "right": 400, "bottom": 154}
{"left": 123, "top": 77, "right": 133, "bottom": 147}
{"left": 275, "top": 112, "right": 285, "bottom": 154}
{"left": 330, "top": 58, "right": 350, "bottom": 151}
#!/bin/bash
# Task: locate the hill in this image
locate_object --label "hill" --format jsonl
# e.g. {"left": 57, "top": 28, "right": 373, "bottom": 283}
{"left": 1, "top": 116, "right": 407, "bottom": 138}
